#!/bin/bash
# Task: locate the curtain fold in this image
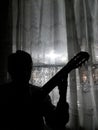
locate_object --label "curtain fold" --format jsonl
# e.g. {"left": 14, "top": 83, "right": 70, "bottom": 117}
{"left": 65, "top": 0, "right": 79, "bottom": 129}
{"left": 12, "top": 0, "right": 98, "bottom": 129}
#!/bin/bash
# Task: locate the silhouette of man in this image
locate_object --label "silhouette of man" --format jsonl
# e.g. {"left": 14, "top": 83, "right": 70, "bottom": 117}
{"left": 0, "top": 50, "right": 69, "bottom": 130}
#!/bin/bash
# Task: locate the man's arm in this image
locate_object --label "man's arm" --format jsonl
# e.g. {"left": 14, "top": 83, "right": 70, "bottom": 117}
{"left": 42, "top": 75, "right": 69, "bottom": 130}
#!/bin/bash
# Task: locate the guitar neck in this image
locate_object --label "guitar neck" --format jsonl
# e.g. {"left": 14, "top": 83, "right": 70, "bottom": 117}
{"left": 41, "top": 51, "right": 89, "bottom": 98}
{"left": 42, "top": 63, "right": 71, "bottom": 98}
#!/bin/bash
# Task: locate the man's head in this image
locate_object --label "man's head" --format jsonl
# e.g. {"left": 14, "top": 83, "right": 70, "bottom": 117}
{"left": 8, "top": 50, "right": 33, "bottom": 84}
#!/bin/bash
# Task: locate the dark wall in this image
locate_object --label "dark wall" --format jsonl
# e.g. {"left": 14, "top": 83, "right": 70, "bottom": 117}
{"left": 0, "top": 0, "right": 12, "bottom": 84}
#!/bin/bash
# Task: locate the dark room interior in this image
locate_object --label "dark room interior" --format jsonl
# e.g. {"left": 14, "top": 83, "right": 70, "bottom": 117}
{"left": 0, "top": 0, "right": 98, "bottom": 130}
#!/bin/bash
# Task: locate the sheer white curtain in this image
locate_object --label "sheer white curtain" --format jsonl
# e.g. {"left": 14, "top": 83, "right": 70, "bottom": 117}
{"left": 12, "top": 0, "right": 68, "bottom": 105}
{"left": 74, "top": 0, "right": 98, "bottom": 130}
{"left": 65, "top": 0, "right": 98, "bottom": 129}
{"left": 12, "top": 0, "right": 98, "bottom": 129}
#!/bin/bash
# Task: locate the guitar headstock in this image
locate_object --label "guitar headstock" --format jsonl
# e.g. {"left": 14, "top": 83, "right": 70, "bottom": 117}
{"left": 67, "top": 51, "right": 90, "bottom": 71}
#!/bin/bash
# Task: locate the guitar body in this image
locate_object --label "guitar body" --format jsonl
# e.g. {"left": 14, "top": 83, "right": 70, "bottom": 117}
{"left": 42, "top": 51, "right": 89, "bottom": 98}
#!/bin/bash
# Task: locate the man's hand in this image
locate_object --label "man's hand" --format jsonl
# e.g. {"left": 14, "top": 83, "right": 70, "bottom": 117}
{"left": 58, "top": 74, "right": 68, "bottom": 98}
